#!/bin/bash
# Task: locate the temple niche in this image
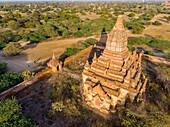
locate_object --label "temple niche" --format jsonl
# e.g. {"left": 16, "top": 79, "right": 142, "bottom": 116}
{"left": 81, "top": 15, "right": 147, "bottom": 115}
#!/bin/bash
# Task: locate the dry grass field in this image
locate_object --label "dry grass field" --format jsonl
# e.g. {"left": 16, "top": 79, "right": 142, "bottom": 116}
{"left": 128, "top": 14, "right": 170, "bottom": 41}
{"left": 23, "top": 36, "right": 99, "bottom": 63}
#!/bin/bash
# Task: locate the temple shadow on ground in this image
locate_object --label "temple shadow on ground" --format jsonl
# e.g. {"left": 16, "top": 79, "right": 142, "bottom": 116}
{"left": 88, "top": 28, "right": 108, "bottom": 63}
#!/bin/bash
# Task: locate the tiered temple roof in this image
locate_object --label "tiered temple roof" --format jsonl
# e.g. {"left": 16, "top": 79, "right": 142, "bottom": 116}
{"left": 82, "top": 15, "right": 147, "bottom": 115}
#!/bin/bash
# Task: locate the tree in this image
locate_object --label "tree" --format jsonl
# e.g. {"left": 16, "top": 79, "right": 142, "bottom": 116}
{"left": 3, "top": 42, "right": 22, "bottom": 56}
{"left": 128, "top": 12, "right": 135, "bottom": 18}
{"left": 153, "top": 21, "right": 162, "bottom": 26}
{"left": 7, "top": 20, "right": 20, "bottom": 30}
{"left": 0, "top": 62, "right": 7, "bottom": 74}
{"left": 0, "top": 72, "right": 23, "bottom": 93}
{"left": 0, "top": 98, "right": 37, "bottom": 127}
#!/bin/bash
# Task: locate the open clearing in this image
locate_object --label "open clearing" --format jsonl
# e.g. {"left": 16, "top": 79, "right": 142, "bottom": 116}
{"left": 23, "top": 36, "right": 99, "bottom": 63}
{"left": 128, "top": 14, "right": 170, "bottom": 41}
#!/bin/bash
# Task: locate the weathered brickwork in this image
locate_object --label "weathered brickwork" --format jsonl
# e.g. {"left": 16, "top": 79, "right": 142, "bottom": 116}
{"left": 81, "top": 16, "right": 148, "bottom": 115}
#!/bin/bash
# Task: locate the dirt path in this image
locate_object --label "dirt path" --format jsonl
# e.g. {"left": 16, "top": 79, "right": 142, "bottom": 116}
{"left": 23, "top": 36, "right": 99, "bottom": 63}
{"left": 0, "top": 51, "right": 38, "bottom": 72}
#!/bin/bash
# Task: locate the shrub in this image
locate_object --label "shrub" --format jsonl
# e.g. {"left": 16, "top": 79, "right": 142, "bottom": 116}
{"left": 74, "top": 31, "right": 84, "bottom": 37}
{"left": 3, "top": 42, "right": 22, "bottom": 56}
{"left": 128, "top": 12, "right": 135, "bottom": 18}
{"left": 153, "top": 21, "right": 162, "bottom": 26}
{"left": 128, "top": 37, "right": 170, "bottom": 51}
{"left": 62, "top": 31, "right": 72, "bottom": 38}
{"left": 0, "top": 62, "right": 7, "bottom": 74}
{"left": 22, "top": 70, "right": 35, "bottom": 80}
{"left": 84, "top": 38, "right": 97, "bottom": 47}
{"left": 0, "top": 98, "right": 36, "bottom": 127}
{"left": 0, "top": 42, "right": 6, "bottom": 50}
{"left": 118, "top": 107, "right": 145, "bottom": 127}
{"left": 144, "top": 50, "right": 154, "bottom": 55}
{"left": 0, "top": 72, "right": 23, "bottom": 93}
{"left": 65, "top": 47, "right": 80, "bottom": 56}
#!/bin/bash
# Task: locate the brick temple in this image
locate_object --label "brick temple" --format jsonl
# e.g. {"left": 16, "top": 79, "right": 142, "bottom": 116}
{"left": 81, "top": 15, "right": 147, "bottom": 115}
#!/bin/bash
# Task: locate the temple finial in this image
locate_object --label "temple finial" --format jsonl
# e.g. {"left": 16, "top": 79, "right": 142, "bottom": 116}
{"left": 52, "top": 53, "right": 56, "bottom": 59}
{"left": 114, "top": 15, "right": 124, "bottom": 30}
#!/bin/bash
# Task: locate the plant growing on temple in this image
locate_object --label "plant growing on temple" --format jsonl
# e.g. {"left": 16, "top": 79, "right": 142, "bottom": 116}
{"left": 3, "top": 42, "right": 22, "bottom": 56}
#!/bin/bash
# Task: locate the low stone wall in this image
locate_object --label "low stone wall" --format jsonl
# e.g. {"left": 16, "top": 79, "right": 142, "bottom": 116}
{"left": 0, "top": 69, "right": 52, "bottom": 100}
{"left": 0, "top": 46, "right": 93, "bottom": 100}
{"left": 1, "top": 47, "right": 169, "bottom": 100}
{"left": 143, "top": 54, "right": 170, "bottom": 66}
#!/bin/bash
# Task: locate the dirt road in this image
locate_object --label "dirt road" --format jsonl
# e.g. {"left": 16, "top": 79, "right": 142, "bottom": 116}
{"left": 0, "top": 51, "right": 38, "bottom": 72}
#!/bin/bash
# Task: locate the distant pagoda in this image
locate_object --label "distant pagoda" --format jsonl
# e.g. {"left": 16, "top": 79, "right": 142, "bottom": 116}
{"left": 81, "top": 15, "right": 147, "bottom": 115}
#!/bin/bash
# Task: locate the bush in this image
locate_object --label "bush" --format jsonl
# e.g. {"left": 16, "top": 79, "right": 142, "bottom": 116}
{"left": 153, "top": 21, "right": 162, "bottom": 26}
{"left": 0, "top": 42, "right": 6, "bottom": 50}
{"left": 128, "top": 12, "right": 135, "bottom": 18}
{"left": 74, "top": 31, "right": 84, "bottom": 37}
{"left": 0, "top": 98, "right": 36, "bottom": 127}
{"left": 144, "top": 50, "right": 154, "bottom": 55}
{"left": 0, "top": 72, "right": 23, "bottom": 93}
{"left": 128, "top": 37, "right": 170, "bottom": 51}
{"left": 0, "top": 62, "right": 7, "bottom": 74}
{"left": 84, "top": 38, "right": 97, "bottom": 47}
{"left": 118, "top": 107, "right": 145, "bottom": 127}
{"left": 3, "top": 42, "right": 22, "bottom": 56}
{"left": 22, "top": 70, "right": 35, "bottom": 80}
{"left": 65, "top": 47, "right": 80, "bottom": 56}
{"left": 62, "top": 31, "right": 72, "bottom": 38}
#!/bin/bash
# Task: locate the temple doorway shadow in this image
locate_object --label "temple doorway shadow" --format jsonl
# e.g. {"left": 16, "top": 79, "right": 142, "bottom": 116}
{"left": 88, "top": 28, "right": 108, "bottom": 64}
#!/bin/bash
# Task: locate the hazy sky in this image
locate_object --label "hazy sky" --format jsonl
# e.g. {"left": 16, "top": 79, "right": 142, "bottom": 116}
{"left": 0, "top": 0, "right": 166, "bottom": 1}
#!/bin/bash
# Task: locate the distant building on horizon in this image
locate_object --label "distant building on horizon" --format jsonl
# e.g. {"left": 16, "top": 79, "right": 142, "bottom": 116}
{"left": 161, "top": 0, "right": 170, "bottom": 7}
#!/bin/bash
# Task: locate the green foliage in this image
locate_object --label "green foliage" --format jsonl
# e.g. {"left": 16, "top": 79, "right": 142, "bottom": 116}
{"left": 144, "top": 50, "right": 154, "bottom": 55}
{"left": 153, "top": 21, "right": 162, "bottom": 26}
{"left": 36, "top": 24, "right": 58, "bottom": 38}
{"left": 22, "top": 70, "right": 35, "bottom": 80}
{"left": 128, "top": 12, "right": 135, "bottom": 18}
{"left": 139, "top": 14, "right": 154, "bottom": 21}
{"left": 64, "top": 38, "right": 97, "bottom": 56}
{"left": 73, "top": 31, "right": 84, "bottom": 37}
{"left": 65, "top": 47, "right": 81, "bottom": 56}
{"left": 0, "top": 31, "right": 21, "bottom": 44}
{"left": 0, "top": 72, "right": 23, "bottom": 93}
{"left": 128, "top": 37, "right": 170, "bottom": 51}
{"left": 62, "top": 31, "right": 72, "bottom": 38}
{"left": 125, "top": 20, "right": 145, "bottom": 34}
{"left": 118, "top": 107, "right": 145, "bottom": 127}
{"left": 84, "top": 38, "right": 97, "bottom": 47}
{"left": 0, "top": 62, "right": 7, "bottom": 74}
{"left": 128, "top": 37, "right": 152, "bottom": 45}
{"left": 3, "top": 42, "right": 22, "bottom": 56}
{"left": 163, "top": 54, "right": 170, "bottom": 59}
{"left": 0, "top": 98, "right": 37, "bottom": 127}
{"left": 0, "top": 98, "right": 20, "bottom": 123}
{"left": 51, "top": 101, "right": 65, "bottom": 113}
{"left": 0, "top": 42, "right": 6, "bottom": 50}
{"left": 28, "top": 32, "right": 46, "bottom": 43}
{"left": 7, "top": 20, "right": 20, "bottom": 30}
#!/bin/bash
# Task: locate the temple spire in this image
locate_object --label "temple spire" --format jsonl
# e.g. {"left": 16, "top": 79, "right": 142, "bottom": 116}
{"left": 52, "top": 53, "right": 56, "bottom": 59}
{"left": 114, "top": 15, "right": 124, "bottom": 31}
{"left": 106, "top": 15, "right": 127, "bottom": 52}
